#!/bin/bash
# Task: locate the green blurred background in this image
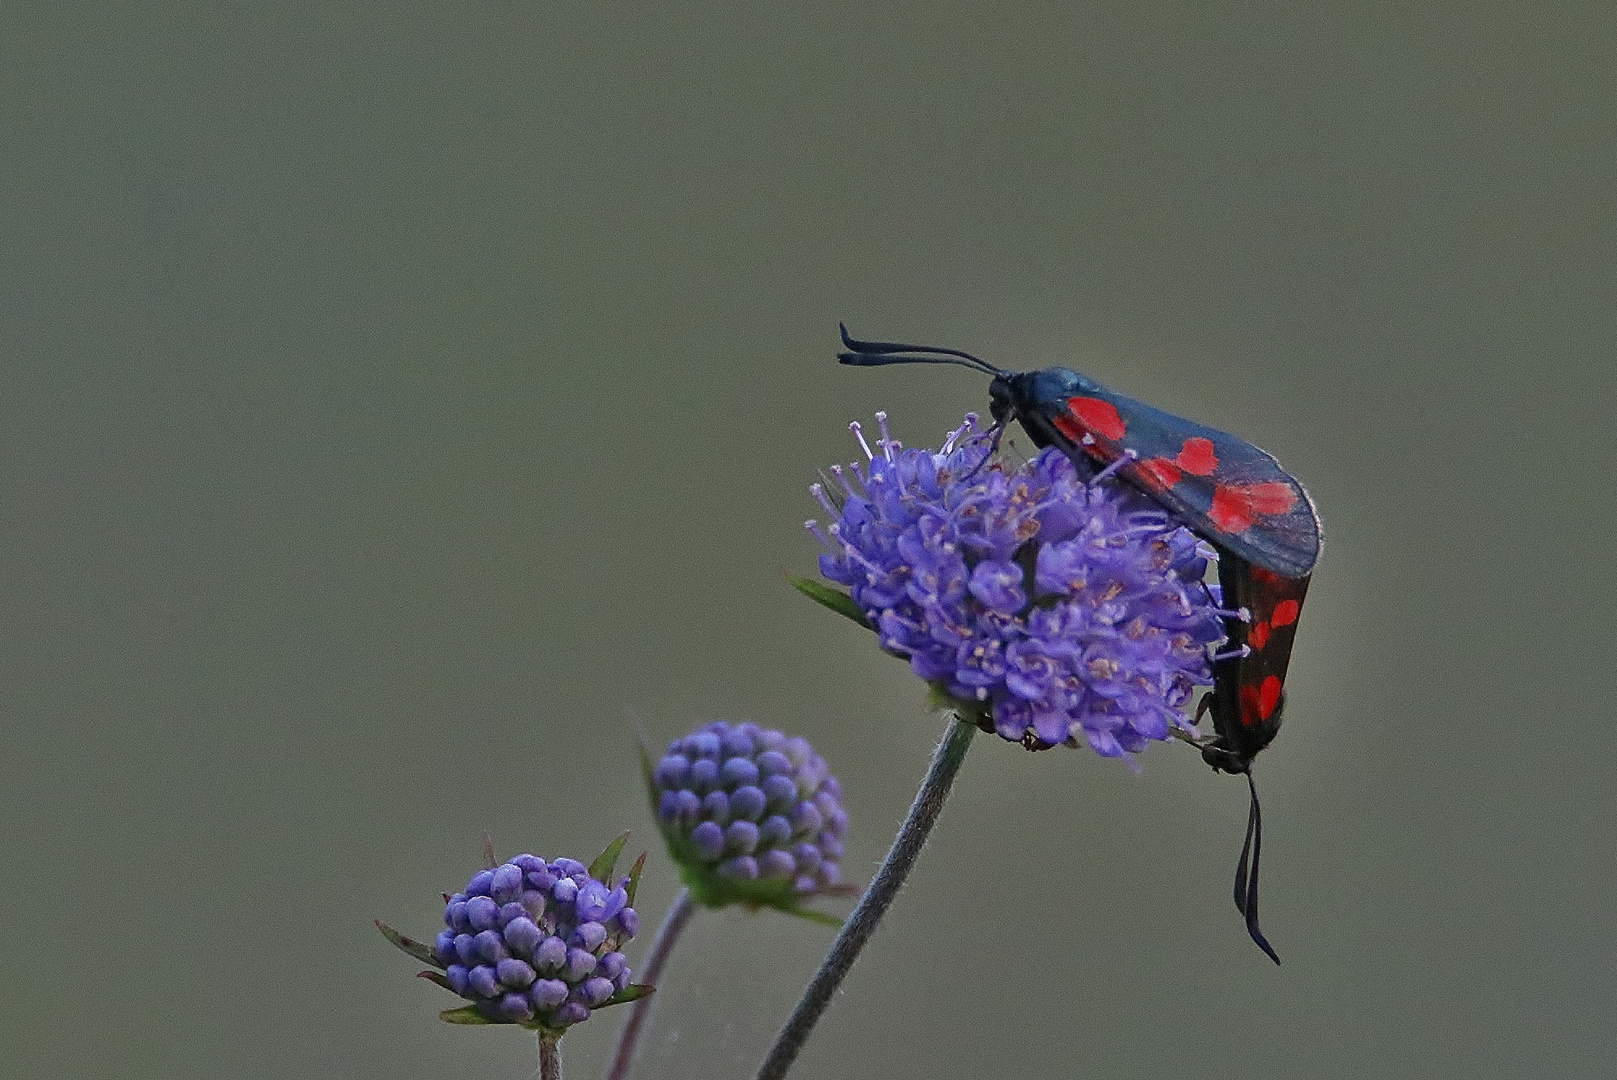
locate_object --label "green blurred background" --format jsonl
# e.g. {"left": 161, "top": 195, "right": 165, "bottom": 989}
{"left": 5, "top": 4, "right": 1613, "bottom": 1078}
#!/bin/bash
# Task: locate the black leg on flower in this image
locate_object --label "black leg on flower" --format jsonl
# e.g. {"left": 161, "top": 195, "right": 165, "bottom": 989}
{"left": 959, "top": 418, "right": 1008, "bottom": 481}
{"left": 1234, "top": 772, "right": 1280, "bottom": 965}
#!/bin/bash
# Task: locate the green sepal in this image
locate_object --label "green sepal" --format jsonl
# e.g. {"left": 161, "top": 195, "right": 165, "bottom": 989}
{"left": 436, "top": 1003, "right": 583, "bottom": 1036}
{"left": 639, "top": 737, "right": 661, "bottom": 810}
{"left": 780, "top": 906, "right": 845, "bottom": 929}
{"left": 589, "top": 831, "right": 631, "bottom": 884}
{"left": 625, "top": 850, "right": 647, "bottom": 905}
{"left": 440, "top": 1005, "right": 496, "bottom": 1026}
{"left": 441, "top": 1004, "right": 568, "bottom": 1035}
{"left": 926, "top": 682, "right": 991, "bottom": 731}
{"left": 659, "top": 832, "right": 847, "bottom": 925}
{"left": 638, "top": 733, "right": 656, "bottom": 781}
{"left": 376, "top": 919, "right": 445, "bottom": 969}
{"left": 418, "top": 970, "right": 453, "bottom": 991}
{"left": 788, "top": 576, "right": 874, "bottom": 630}
{"left": 602, "top": 984, "right": 655, "bottom": 1008}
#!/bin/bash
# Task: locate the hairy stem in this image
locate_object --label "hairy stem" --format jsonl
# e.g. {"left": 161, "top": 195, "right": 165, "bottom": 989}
{"left": 538, "top": 1033, "right": 562, "bottom": 1080}
{"left": 753, "top": 716, "right": 976, "bottom": 1080}
{"left": 603, "top": 887, "right": 696, "bottom": 1080}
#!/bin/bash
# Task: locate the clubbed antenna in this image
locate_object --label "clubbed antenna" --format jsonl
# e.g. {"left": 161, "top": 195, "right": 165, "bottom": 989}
{"left": 836, "top": 323, "right": 1006, "bottom": 377}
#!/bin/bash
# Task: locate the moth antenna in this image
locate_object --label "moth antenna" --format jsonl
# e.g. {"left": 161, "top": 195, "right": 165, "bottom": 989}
{"left": 837, "top": 323, "right": 1007, "bottom": 377}
{"left": 1235, "top": 772, "right": 1280, "bottom": 965}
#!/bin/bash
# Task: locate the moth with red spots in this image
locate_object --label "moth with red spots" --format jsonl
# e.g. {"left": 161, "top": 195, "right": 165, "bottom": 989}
{"left": 837, "top": 325, "right": 1322, "bottom": 964}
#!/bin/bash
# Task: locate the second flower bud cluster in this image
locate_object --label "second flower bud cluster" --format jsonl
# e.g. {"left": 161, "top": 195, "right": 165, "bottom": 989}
{"left": 654, "top": 720, "right": 847, "bottom": 895}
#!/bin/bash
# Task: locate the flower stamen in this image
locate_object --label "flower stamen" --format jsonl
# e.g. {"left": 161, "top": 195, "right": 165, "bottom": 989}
{"left": 1088, "top": 447, "right": 1139, "bottom": 487}
{"left": 849, "top": 420, "right": 874, "bottom": 461}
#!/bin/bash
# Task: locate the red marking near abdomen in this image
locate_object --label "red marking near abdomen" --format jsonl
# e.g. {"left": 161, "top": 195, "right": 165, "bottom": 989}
{"left": 1208, "top": 482, "right": 1300, "bottom": 534}
{"left": 1175, "top": 437, "right": 1218, "bottom": 475}
{"left": 1138, "top": 457, "right": 1181, "bottom": 490}
{"left": 1248, "top": 620, "right": 1271, "bottom": 650}
{"left": 1271, "top": 599, "right": 1299, "bottom": 627}
{"left": 1066, "top": 397, "right": 1126, "bottom": 441}
{"left": 1239, "top": 685, "right": 1262, "bottom": 726}
{"left": 1258, "top": 676, "right": 1283, "bottom": 719}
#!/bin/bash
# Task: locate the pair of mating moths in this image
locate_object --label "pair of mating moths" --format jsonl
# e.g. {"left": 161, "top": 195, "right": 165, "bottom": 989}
{"left": 840, "top": 326, "right": 1322, "bottom": 965}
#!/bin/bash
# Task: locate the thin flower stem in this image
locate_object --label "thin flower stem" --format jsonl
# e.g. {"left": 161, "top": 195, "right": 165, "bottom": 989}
{"left": 603, "top": 887, "right": 697, "bottom": 1080}
{"left": 538, "top": 1033, "right": 562, "bottom": 1080}
{"left": 752, "top": 716, "right": 976, "bottom": 1080}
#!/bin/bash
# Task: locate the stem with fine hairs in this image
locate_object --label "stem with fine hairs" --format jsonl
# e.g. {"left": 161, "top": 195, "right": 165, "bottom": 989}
{"left": 538, "top": 1032, "right": 562, "bottom": 1080}
{"left": 603, "top": 887, "right": 697, "bottom": 1080}
{"left": 752, "top": 715, "right": 976, "bottom": 1080}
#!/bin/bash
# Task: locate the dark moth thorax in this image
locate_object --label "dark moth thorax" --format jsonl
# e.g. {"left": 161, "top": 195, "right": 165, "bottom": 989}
{"left": 990, "top": 369, "right": 1106, "bottom": 466}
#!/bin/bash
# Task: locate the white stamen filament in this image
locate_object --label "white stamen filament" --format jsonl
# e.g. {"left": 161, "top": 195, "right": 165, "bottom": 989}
{"left": 849, "top": 421, "right": 874, "bottom": 461}
{"left": 809, "top": 483, "right": 837, "bottom": 517}
{"left": 827, "top": 464, "right": 858, "bottom": 500}
{"left": 1088, "top": 448, "right": 1139, "bottom": 488}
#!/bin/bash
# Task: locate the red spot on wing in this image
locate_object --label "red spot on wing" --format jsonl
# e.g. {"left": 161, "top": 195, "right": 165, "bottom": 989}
{"left": 1209, "top": 488, "right": 1257, "bottom": 533}
{"left": 1243, "top": 482, "right": 1299, "bottom": 515}
{"left": 1250, "top": 566, "right": 1283, "bottom": 585}
{"left": 1066, "top": 397, "right": 1126, "bottom": 441}
{"left": 1137, "top": 457, "right": 1182, "bottom": 490}
{"left": 1239, "top": 685, "right": 1262, "bottom": 727}
{"left": 1248, "top": 620, "right": 1271, "bottom": 650}
{"left": 1271, "top": 599, "right": 1299, "bottom": 627}
{"left": 1238, "top": 675, "right": 1285, "bottom": 727}
{"left": 1175, "top": 437, "right": 1218, "bottom": 475}
{"left": 1208, "top": 482, "right": 1301, "bottom": 534}
{"left": 1258, "top": 676, "right": 1283, "bottom": 720}
{"left": 1051, "top": 412, "right": 1084, "bottom": 443}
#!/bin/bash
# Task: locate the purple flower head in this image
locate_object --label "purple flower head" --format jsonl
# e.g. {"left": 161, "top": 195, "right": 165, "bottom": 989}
{"left": 379, "top": 838, "right": 649, "bottom": 1033}
{"left": 806, "top": 412, "right": 1226, "bottom": 763}
{"left": 651, "top": 720, "right": 848, "bottom": 910}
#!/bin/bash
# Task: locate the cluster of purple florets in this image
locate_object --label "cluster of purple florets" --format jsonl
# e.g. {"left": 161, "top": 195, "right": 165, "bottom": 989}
{"left": 433, "top": 856, "right": 637, "bottom": 1027}
{"left": 809, "top": 413, "right": 1225, "bottom": 759}
{"left": 654, "top": 720, "right": 846, "bottom": 895}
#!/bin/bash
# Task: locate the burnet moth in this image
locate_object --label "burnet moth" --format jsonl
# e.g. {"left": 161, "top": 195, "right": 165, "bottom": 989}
{"left": 837, "top": 325, "right": 1321, "bottom": 964}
